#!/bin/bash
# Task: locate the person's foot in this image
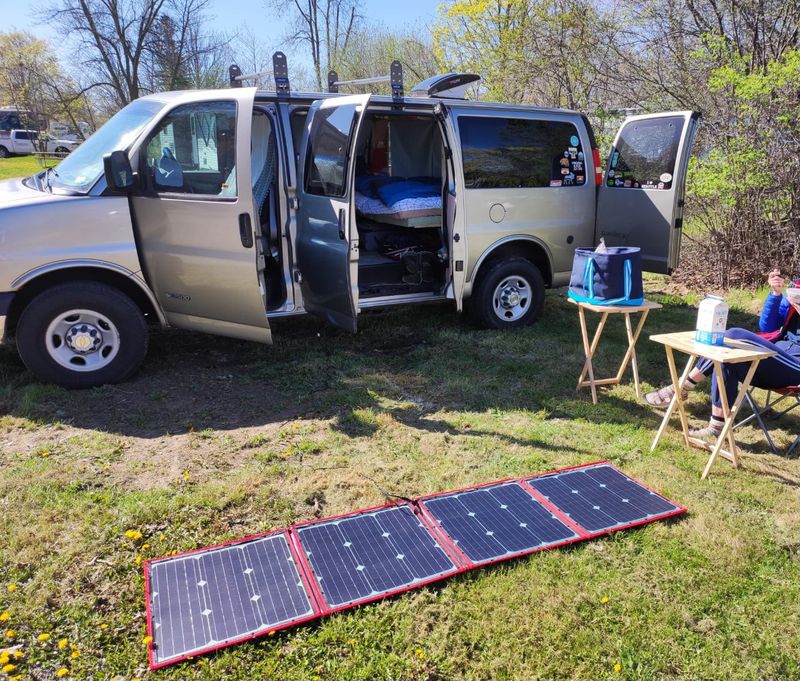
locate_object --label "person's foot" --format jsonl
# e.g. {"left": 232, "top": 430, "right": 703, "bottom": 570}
{"left": 645, "top": 384, "right": 688, "bottom": 408}
{"left": 689, "top": 417, "right": 724, "bottom": 439}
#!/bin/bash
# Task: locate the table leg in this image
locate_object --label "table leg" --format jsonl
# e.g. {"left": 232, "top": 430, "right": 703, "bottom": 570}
{"left": 577, "top": 308, "right": 608, "bottom": 404}
{"left": 651, "top": 351, "right": 697, "bottom": 451}
{"left": 702, "top": 359, "right": 761, "bottom": 479}
{"left": 616, "top": 309, "right": 650, "bottom": 398}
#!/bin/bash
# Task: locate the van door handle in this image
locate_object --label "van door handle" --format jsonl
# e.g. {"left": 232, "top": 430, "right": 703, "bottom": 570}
{"left": 337, "top": 209, "right": 346, "bottom": 240}
{"left": 239, "top": 213, "right": 254, "bottom": 248}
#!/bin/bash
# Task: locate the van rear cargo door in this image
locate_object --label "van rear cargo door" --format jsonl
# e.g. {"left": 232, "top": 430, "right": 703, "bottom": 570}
{"left": 595, "top": 111, "right": 699, "bottom": 274}
{"left": 295, "top": 95, "right": 369, "bottom": 332}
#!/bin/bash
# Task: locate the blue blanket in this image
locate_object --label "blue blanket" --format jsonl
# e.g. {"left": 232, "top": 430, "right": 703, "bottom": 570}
{"left": 377, "top": 179, "right": 439, "bottom": 207}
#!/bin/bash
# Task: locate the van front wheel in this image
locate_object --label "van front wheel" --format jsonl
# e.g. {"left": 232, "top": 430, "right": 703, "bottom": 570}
{"left": 469, "top": 257, "right": 545, "bottom": 329}
{"left": 16, "top": 282, "right": 149, "bottom": 389}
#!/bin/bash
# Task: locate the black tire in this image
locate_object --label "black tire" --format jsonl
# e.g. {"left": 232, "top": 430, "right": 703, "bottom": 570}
{"left": 0, "top": 146, "right": 10, "bottom": 158}
{"left": 55, "top": 146, "right": 69, "bottom": 155}
{"left": 467, "top": 257, "right": 546, "bottom": 330}
{"left": 16, "top": 282, "right": 148, "bottom": 389}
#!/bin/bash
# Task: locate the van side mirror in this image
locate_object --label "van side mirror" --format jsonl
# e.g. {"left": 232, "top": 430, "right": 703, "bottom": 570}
{"left": 103, "top": 150, "right": 134, "bottom": 192}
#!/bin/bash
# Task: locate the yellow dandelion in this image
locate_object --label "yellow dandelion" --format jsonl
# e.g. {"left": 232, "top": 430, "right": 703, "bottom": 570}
{"left": 158, "top": 535, "right": 165, "bottom": 542}
{"left": 6, "top": 584, "right": 17, "bottom": 593}
{"left": 142, "top": 635, "right": 153, "bottom": 646}
{"left": 124, "top": 530, "right": 143, "bottom": 541}
{"left": 291, "top": 422, "right": 300, "bottom": 431}
{"left": 9, "top": 675, "right": 23, "bottom": 681}
{"left": 0, "top": 612, "right": 10, "bottom": 622}
{"left": 415, "top": 647, "right": 425, "bottom": 659}
{"left": 0, "top": 655, "right": 8, "bottom": 667}
{"left": 11, "top": 652, "right": 22, "bottom": 660}
{"left": 347, "top": 638, "right": 357, "bottom": 646}
{"left": 58, "top": 638, "right": 69, "bottom": 649}
{"left": 5, "top": 629, "right": 14, "bottom": 639}
{"left": 601, "top": 596, "right": 610, "bottom": 604}
{"left": 135, "top": 555, "right": 143, "bottom": 566}
{"left": 71, "top": 650, "right": 80, "bottom": 659}
{"left": 100, "top": 623, "right": 108, "bottom": 631}
{"left": 142, "top": 543, "right": 150, "bottom": 550}
{"left": 37, "top": 632, "right": 51, "bottom": 641}
{"left": 41, "top": 450, "right": 50, "bottom": 457}
{"left": 183, "top": 470, "right": 190, "bottom": 481}
{"left": 614, "top": 663, "right": 622, "bottom": 672}
{"left": 56, "top": 668, "right": 69, "bottom": 678}
{"left": 2, "top": 664, "right": 16, "bottom": 673}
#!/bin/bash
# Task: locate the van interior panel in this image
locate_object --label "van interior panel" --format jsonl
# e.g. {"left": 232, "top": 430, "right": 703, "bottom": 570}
{"left": 354, "top": 113, "right": 447, "bottom": 298}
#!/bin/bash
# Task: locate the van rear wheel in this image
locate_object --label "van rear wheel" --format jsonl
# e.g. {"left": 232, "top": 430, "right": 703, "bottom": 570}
{"left": 16, "top": 282, "right": 148, "bottom": 389}
{"left": 469, "top": 257, "right": 545, "bottom": 329}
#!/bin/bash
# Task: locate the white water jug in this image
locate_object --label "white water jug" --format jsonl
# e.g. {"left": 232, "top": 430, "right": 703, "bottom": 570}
{"left": 696, "top": 295, "right": 728, "bottom": 346}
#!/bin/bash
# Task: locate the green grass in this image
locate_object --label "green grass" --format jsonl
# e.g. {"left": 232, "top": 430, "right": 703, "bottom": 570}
{"left": 1, "top": 284, "right": 799, "bottom": 680}
{"left": 0, "top": 155, "right": 44, "bottom": 181}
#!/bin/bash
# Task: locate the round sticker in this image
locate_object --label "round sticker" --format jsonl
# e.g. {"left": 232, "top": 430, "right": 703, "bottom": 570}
{"left": 660, "top": 172, "right": 673, "bottom": 183}
{"left": 570, "top": 135, "right": 579, "bottom": 146}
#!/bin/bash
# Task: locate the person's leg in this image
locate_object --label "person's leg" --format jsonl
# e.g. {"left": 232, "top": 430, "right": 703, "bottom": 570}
{"left": 692, "top": 327, "right": 800, "bottom": 436}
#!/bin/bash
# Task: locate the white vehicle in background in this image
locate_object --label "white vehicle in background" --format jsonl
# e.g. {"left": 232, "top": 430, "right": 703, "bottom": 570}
{"left": 46, "top": 135, "right": 81, "bottom": 156}
{"left": 0, "top": 130, "right": 37, "bottom": 157}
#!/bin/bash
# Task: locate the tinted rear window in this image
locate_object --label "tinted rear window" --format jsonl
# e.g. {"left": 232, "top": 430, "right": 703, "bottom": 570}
{"left": 458, "top": 116, "right": 586, "bottom": 189}
{"left": 608, "top": 116, "right": 683, "bottom": 189}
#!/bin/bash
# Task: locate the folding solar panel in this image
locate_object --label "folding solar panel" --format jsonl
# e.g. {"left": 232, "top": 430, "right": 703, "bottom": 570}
{"left": 420, "top": 482, "right": 579, "bottom": 564}
{"left": 526, "top": 463, "right": 682, "bottom": 534}
{"left": 294, "top": 504, "right": 458, "bottom": 609}
{"left": 146, "top": 532, "right": 316, "bottom": 668}
{"left": 144, "top": 461, "right": 685, "bottom": 669}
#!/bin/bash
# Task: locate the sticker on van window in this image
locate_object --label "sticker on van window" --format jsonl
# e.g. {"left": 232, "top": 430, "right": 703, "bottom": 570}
{"left": 570, "top": 135, "right": 579, "bottom": 146}
{"left": 660, "top": 172, "right": 673, "bottom": 183}
{"left": 550, "top": 179, "right": 563, "bottom": 187}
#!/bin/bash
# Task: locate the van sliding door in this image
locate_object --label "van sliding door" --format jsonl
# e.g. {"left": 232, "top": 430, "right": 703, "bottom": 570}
{"left": 595, "top": 111, "right": 699, "bottom": 274}
{"left": 295, "top": 95, "right": 370, "bottom": 332}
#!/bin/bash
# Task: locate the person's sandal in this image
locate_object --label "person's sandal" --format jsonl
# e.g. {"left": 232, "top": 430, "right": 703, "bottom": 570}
{"left": 645, "top": 384, "right": 688, "bottom": 408}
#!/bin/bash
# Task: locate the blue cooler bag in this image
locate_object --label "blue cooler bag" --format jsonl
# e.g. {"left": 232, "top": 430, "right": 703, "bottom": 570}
{"left": 567, "top": 246, "right": 644, "bottom": 306}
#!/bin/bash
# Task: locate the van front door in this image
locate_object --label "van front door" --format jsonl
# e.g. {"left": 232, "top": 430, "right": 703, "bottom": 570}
{"left": 595, "top": 111, "right": 699, "bottom": 274}
{"left": 130, "top": 88, "right": 271, "bottom": 343}
{"left": 295, "top": 95, "right": 370, "bottom": 332}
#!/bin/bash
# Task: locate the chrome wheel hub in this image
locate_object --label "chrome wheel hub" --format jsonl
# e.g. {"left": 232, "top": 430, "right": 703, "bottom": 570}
{"left": 45, "top": 309, "right": 120, "bottom": 372}
{"left": 65, "top": 323, "right": 103, "bottom": 354}
{"left": 492, "top": 276, "right": 532, "bottom": 322}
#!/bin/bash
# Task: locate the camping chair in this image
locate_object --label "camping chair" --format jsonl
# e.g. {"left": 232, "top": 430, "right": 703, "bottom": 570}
{"left": 736, "top": 385, "right": 800, "bottom": 456}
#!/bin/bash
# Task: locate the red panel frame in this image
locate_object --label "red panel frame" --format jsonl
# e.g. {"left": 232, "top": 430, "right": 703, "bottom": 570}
{"left": 144, "top": 460, "right": 685, "bottom": 669}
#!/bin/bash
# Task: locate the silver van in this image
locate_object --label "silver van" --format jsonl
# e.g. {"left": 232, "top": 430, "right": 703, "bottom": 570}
{"left": 0, "top": 57, "right": 698, "bottom": 388}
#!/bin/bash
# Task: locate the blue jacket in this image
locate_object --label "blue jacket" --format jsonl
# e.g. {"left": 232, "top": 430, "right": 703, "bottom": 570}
{"left": 759, "top": 292, "right": 794, "bottom": 334}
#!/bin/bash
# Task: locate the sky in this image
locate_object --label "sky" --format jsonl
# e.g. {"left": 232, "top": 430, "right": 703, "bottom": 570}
{"left": 4, "top": 0, "right": 442, "bottom": 54}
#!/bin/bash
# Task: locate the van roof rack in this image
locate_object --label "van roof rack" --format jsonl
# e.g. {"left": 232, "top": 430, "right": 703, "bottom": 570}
{"left": 328, "top": 61, "right": 404, "bottom": 102}
{"left": 408, "top": 73, "right": 480, "bottom": 99}
{"left": 229, "top": 52, "right": 291, "bottom": 95}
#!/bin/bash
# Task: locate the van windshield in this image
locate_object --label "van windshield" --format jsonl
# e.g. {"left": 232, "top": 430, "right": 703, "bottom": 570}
{"left": 48, "top": 99, "right": 165, "bottom": 194}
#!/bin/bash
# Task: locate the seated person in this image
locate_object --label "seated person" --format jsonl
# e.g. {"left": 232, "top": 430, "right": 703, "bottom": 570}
{"left": 645, "top": 269, "right": 800, "bottom": 437}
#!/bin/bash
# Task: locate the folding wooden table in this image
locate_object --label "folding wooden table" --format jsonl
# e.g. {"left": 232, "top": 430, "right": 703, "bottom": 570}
{"left": 570, "top": 299, "right": 662, "bottom": 404}
{"left": 649, "top": 331, "right": 776, "bottom": 478}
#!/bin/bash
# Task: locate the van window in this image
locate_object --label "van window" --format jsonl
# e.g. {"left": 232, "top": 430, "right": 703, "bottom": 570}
{"left": 607, "top": 116, "right": 682, "bottom": 189}
{"left": 15, "top": 131, "right": 30, "bottom": 140}
{"left": 304, "top": 103, "right": 358, "bottom": 197}
{"left": 142, "top": 101, "right": 237, "bottom": 196}
{"left": 458, "top": 116, "right": 586, "bottom": 189}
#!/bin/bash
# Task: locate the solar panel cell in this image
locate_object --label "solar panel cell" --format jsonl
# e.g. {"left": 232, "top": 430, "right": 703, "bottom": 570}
{"left": 421, "top": 482, "right": 579, "bottom": 564}
{"left": 526, "top": 464, "right": 680, "bottom": 533}
{"left": 296, "top": 505, "right": 456, "bottom": 608}
{"left": 148, "top": 534, "right": 314, "bottom": 666}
